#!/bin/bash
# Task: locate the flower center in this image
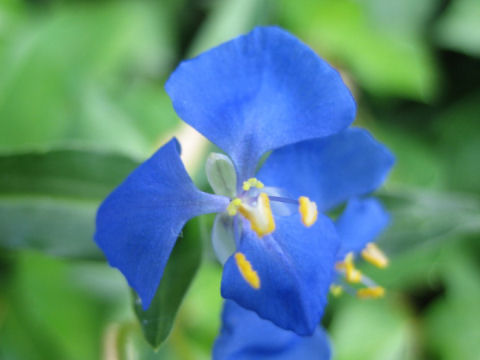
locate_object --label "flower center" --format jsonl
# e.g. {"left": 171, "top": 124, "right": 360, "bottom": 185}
{"left": 226, "top": 177, "right": 318, "bottom": 238}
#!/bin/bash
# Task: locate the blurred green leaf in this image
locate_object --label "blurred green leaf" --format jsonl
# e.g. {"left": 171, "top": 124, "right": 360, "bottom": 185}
{"left": 279, "top": 0, "right": 438, "bottom": 100}
{"left": 372, "top": 123, "right": 445, "bottom": 188}
{"left": 435, "top": 93, "right": 480, "bottom": 193}
{"left": 0, "top": 1, "right": 177, "bottom": 156}
{"left": 425, "top": 250, "right": 480, "bottom": 359}
{"left": 181, "top": 262, "right": 223, "bottom": 354}
{"left": 330, "top": 299, "right": 417, "bottom": 360}
{"left": 134, "top": 218, "right": 203, "bottom": 349}
{"left": 0, "top": 252, "right": 105, "bottom": 360}
{"left": 377, "top": 188, "right": 480, "bottom": 255}
{"left": 435, "top": 0, "right": 480, "bottom": 57}
{"left": 363, "top": 0, "right": 440, "bottom": 35}
{"left": 0, "top": 149, "right": 139, "bottom": 258}
{"left": 188, "top": 0, "right": 273, "bottom": 57}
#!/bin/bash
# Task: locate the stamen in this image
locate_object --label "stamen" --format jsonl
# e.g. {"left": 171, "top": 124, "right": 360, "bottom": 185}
{"left": 298, "top": 196, "right": 318, "bottom": 227}
{"left": 242, "top": 178, "right": 264, "bottom": 191}
{"left": 268, "top": 195, "right": 299, "bottom": 205}
{"left": 226, "top": 198, "right": 242, "bottom": 216}
{"left": 357, "top": 286, "right": 385, "bottom": 299}
{"left": 361, "top": 243, "right": 389, "bottom": 269}
{"left": 330, "top": 284, "right": 343, "bottom": 297}
{"left": 238, "top": 193, "right": 275, "bottom": 237}
{"left": 336, "top": 253, "right": 362, "bottom": 283}
{"left": 234, "top": 252, "right": 260, "bottom": 289}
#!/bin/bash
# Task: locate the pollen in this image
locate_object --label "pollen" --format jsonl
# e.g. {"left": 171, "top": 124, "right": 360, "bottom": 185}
{"left": 242, "top": 178, "right": 264, "bottom": 191}
{"left": 357, "top": 286, "right": 385, "bottom": 299}
{"left": 226, "top": 198, "right": 242, "bottom": 216}
{"left": 238, "top": 193, "right": 275, "bottom": 237}
{"left": 298, "top": 196, "right": 318, "bottom": 227}
{"left": 336, "top": 253, "right": 362, "bottom": 283}
{"left": 234, "top": 252, "right": 260, "bottom": 289}
{"left": 330, "top": 284, "right": 343, "bottom": 297}
{"left": 361, "top": 243, "right": 389, "bottom": 269}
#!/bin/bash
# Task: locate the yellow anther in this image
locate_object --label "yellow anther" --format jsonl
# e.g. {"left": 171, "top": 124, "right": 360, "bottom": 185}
{"left": 336, "top": 253, "right": 362, "bottom": 284}
{"left": 234, "top": 252, "right": 260, "bottom": 289}
{"left": 298, "top": 196, "right": 318, "bottom": 227}
{"left": 361, "top": 243, "right": 389, "bottom": 269}
{"left": 357, "top": 286, "right": 385, "bottom": 299}
{"left": 242, "top": 178, "right": 264, "bottom": 191}
{"left": 238, "top": 193, "right": 275, "bottom": 237}
{"left": 227, "top": 198, "right": 242, "bottom": 216}
{"left": 330, "top": 284, "right": 343, "bottom": 297}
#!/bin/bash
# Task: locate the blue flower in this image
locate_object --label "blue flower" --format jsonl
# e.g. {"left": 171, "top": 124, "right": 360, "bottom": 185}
{"left": 94, "top": 26, "right": 393, "bottom": 335}
{"left": 213, "top": 300, "right": 331, "bottom": 360}
{"left": 256, "top": 128, "right": 394, "bottom": 298}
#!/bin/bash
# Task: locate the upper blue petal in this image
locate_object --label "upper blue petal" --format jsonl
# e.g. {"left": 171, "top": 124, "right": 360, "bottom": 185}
{"left": 221, "top": 214, "right": 339, "bottom": 336}
{"left": 257, "top": 128, "right": 394, "bottom": 212}
{"left": 213, "top": 301, "right": 331, "bottom": 360}
{"left": 94, "top": 139, "right": 228, "bottom": 309}
{"left": 165, "top": 26, "right": 356, "bottom": 181}
{"left": 336, "top": 197, "right": 390, "bottom": 259}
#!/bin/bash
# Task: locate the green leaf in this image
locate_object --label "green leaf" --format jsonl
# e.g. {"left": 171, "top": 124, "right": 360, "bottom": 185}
{"left": 279, "top": 0, "right": 438, "bottom": 100}
{"left": 180, "top": 262, "right": 224, "bottom": 355}
{"left": 434, "top": 93, "right": 480, "bottom": 193}
{"left": 187, "top": 0, "right": 273, "bottom": 57}
{"left": 0, "top": 1, "right": 178, "bottom": 156}
{"left": 377, "top": 188, "right": 480, "bottom": 255}
{"left": 372, "top": 124, "right": 446, "bottom": 188}
{"left": 133, "top": 217, "right": 203, "bottom": 349}
{"left": 425, "top": 251, "right": 480, "bottom": 359}
{"left": 434, "top": 0, "right": 480, "bottom": 57}
{"left": 330, "top": 299, "right": 417, "bottom": 360}
{"left": 0, "top": 252, "right": 106, "bottom": 360}
{"left": 0, "top": 149, "right": 139, "bottom": 258}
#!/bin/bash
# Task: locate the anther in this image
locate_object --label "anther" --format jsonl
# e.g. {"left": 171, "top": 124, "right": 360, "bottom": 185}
{"left": 227, "top": 198, "right": 242, "bottom": 216}
{"left": 357, "top": 286, "right": 385, "bottom": 299}
{"left": 234, "top": 252, "right": 260, "bottom": 289}
{"left": 238, "top": 193, "right": 275, "bottom": 237}
{"left": 336, "top": 253, "right": 362, "bottom": 283}
{"left": 361, "top": 243, "right": 389, "bottom": 269}
{"left": 242, "top": 178, "right": 264, "bottom": 191}
{"left": 298, "top": 196, "right": 318, "bottom": 227}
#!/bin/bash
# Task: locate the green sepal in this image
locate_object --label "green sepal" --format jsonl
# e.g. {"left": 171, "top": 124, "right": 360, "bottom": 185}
{"left": 205, "top": 152, "right": 237, "bottom": 198}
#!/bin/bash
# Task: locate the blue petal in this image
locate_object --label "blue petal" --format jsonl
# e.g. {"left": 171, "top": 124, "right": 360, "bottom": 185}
{"left": 94, "top": 139, "right": 228, "bottom": 309}
{"left": 336, "top": 197, "right": 390, "bottom": 259}
{"left": 166, "top": 26, "right": 356, "bottom": 181}
{"left": 213, "top": 301, "right": 331, "bottom": 360}
{"left": 221, "top": 214, "right": 339, "bottom": 335}
{"left": 257, "top": 128, "right": 394, "bottom": 212}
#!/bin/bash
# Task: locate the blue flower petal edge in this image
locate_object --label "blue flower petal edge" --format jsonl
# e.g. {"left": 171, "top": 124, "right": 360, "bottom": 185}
{"left": 257, "top": 128, "right": 395, "bottom": 212}
{"left": 166, "top": 26, "right": 356, "bottom": 181}
{"left": 213, "top": 300, "right": 331, "bottom": 360}
{"left": 336, "top": 197, "right": 390, "bottom": 259}
{"left": 94, "top": 139, "right": 228, "bottom": 309}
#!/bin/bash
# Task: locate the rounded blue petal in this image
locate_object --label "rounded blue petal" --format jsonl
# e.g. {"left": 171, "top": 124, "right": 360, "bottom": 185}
{"left": 94, "top": 139, "right": 228, "bottom": 310}
{"left": 213, "top": 301, "right": 331, "bottom": 360}
{"left": 166, "top": 26, "right": 356, "bottom": 181}
{"left": 257, "top": 128, "right": 394, "bottom": 212}
{"left": 336, "top": 197, "right": 390, "bottom": 259}
{"left": 221, "top": 214, "right": 339, "bottom": 336}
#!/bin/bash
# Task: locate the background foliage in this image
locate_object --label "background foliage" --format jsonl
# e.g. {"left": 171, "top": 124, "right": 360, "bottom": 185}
{"left": 0, "top": 0, "right": 479, "bottom": 359}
